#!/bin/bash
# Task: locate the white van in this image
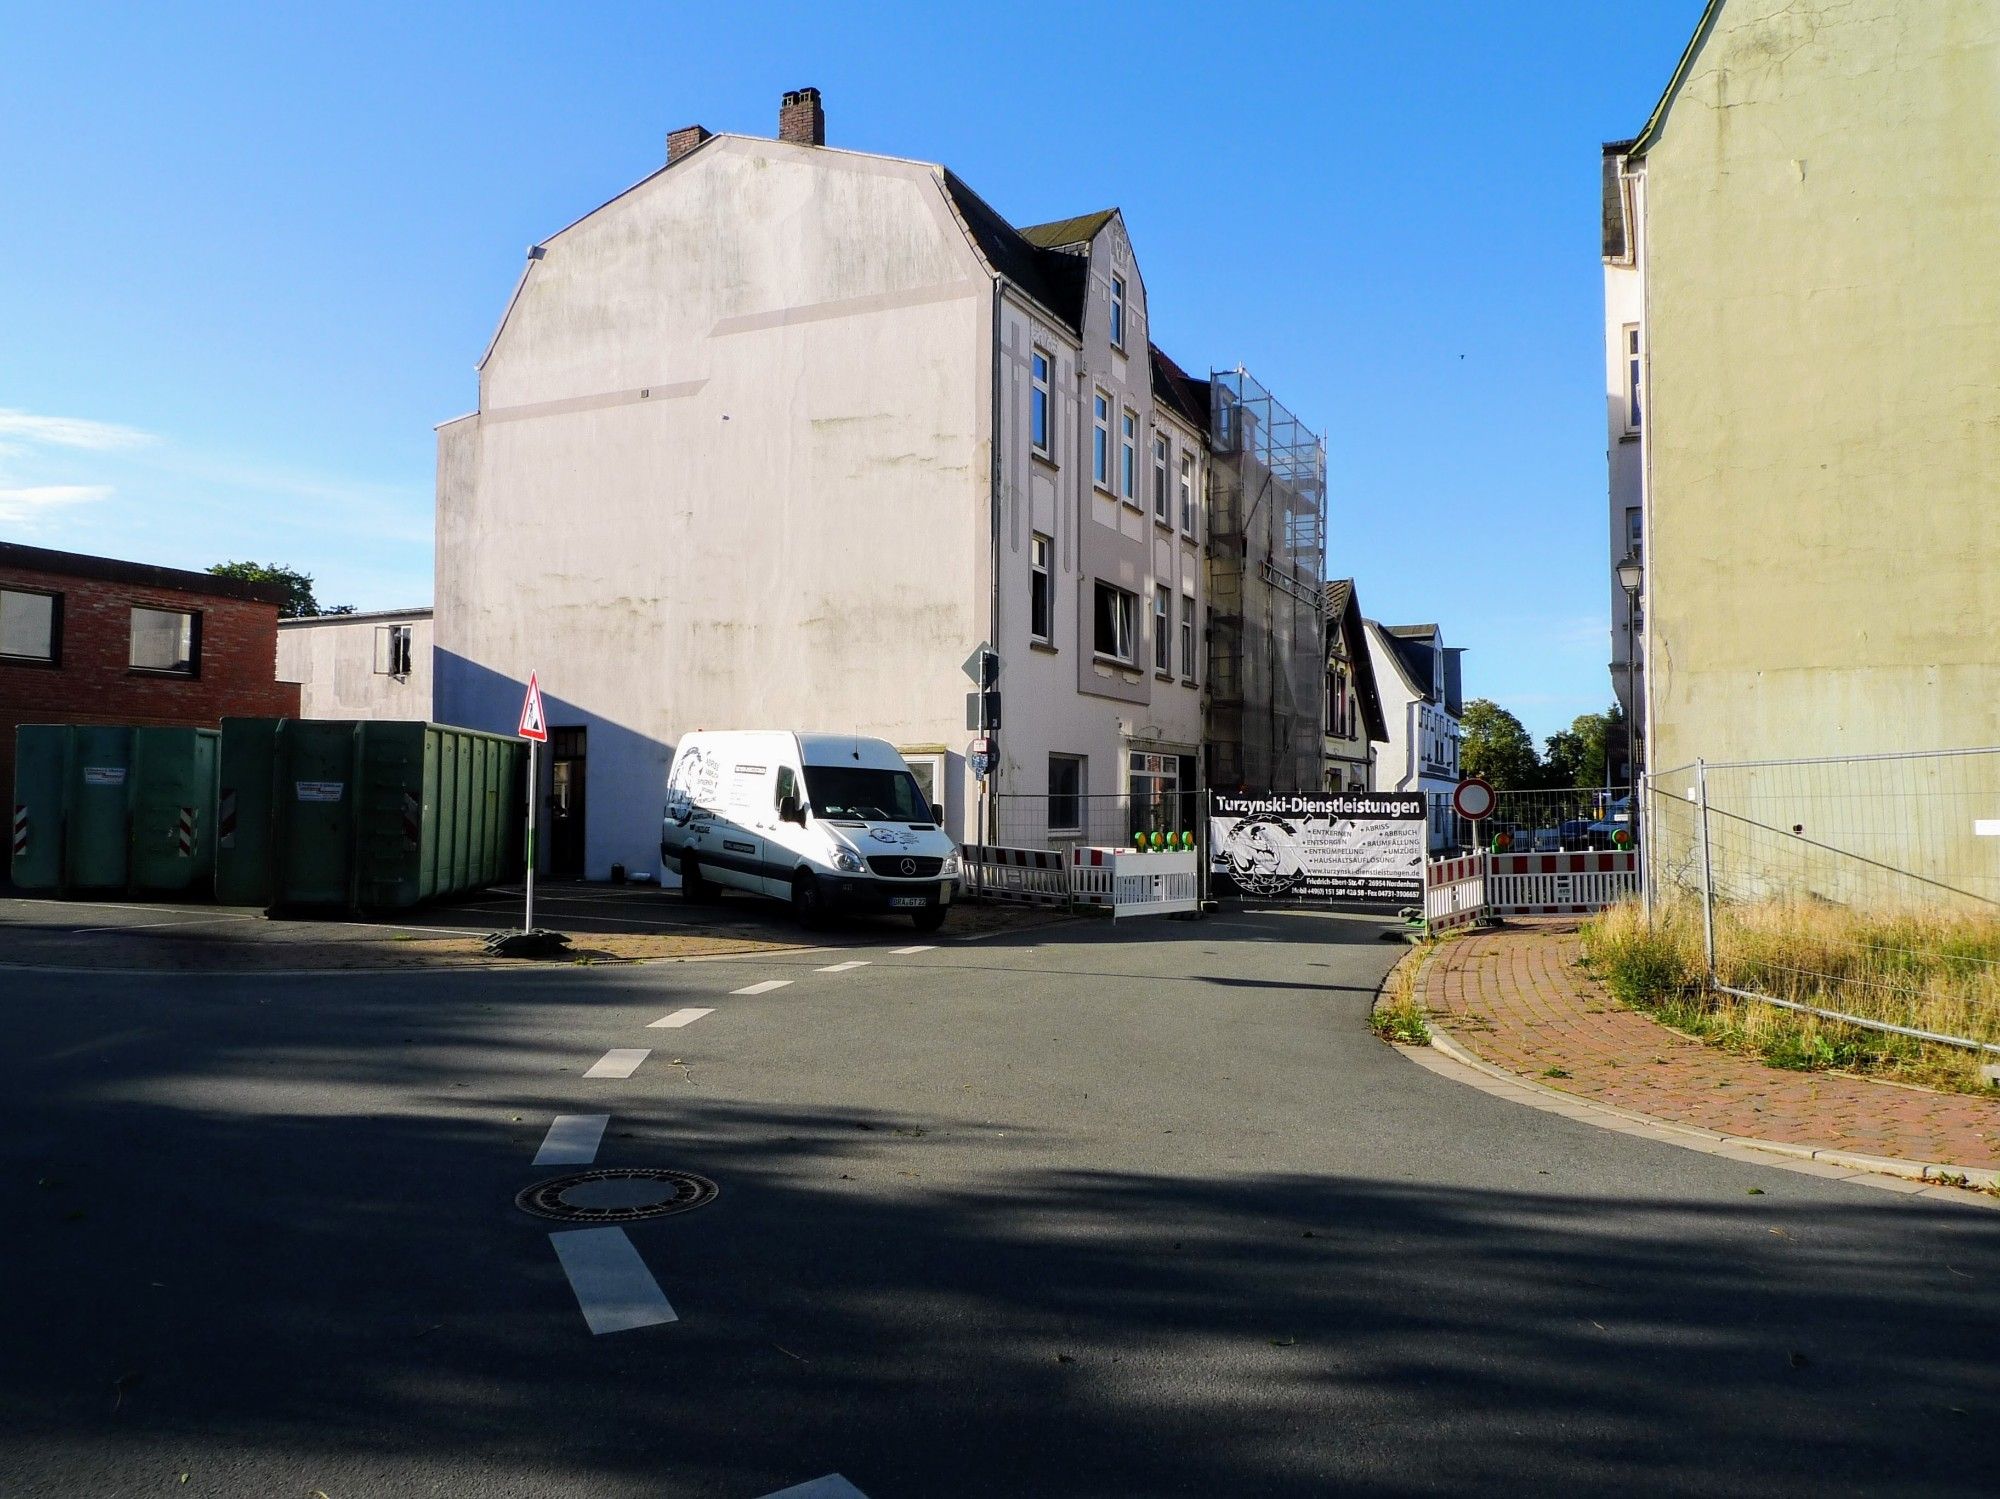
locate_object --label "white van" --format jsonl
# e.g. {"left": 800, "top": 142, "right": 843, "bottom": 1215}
{"left": 660, "top": 731, "right": 962, "bottom": 931}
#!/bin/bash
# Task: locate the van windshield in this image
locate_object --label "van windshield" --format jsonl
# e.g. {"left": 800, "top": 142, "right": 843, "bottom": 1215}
{"left": 803, "top": 765, "right": 932, "bottom": 822}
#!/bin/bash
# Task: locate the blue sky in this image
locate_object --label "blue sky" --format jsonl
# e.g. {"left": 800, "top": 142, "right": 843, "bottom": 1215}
{"left": 0, "top": 1, "right": 1698, "bottom": 745}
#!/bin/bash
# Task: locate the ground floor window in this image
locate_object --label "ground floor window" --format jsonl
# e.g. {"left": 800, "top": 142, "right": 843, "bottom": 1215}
{"left": 1048, "top": 754, "right": 1085, "bottom": 835}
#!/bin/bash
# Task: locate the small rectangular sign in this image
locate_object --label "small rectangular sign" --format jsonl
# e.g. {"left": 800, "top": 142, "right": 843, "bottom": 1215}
{"left": 82, "top": 767, "right": 127, "bottom": 786}
{"left": 295, "top": 781, "right": 345, "bottom": 803}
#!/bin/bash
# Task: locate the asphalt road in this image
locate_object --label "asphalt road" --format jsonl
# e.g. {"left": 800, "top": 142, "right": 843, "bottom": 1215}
{"left": 2, "top": 904, "right": 1994, "bottom": 1497}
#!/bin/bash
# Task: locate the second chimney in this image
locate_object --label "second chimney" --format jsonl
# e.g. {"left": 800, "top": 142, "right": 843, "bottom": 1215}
{"left": 668, "top": 124, "right": 712, "bottom": 164}
{"left": 779, "top": 86, "right": 824, "bottom": 147}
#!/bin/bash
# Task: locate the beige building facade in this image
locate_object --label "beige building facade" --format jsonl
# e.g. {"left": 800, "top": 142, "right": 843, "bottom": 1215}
{"left": 277, "top": 608, "right": 433, "bottom": 721}
{"left": 435, "top": 92, "right": 1219, "bottom": 878}
{"left": 1622, "top": 0, "right": 2000, "bottom": 775}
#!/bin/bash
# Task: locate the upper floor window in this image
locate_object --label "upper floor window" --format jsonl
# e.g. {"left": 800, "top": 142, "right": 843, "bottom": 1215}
{"left": 1626, "top": 505, "right": 1642, "bottom": 562}
{"left": 1120, "top": 411, "right": 1137, "bottom": 502}
{"left": 1030, "top": 349, "right": 1052, "bottom": 455}
{"left": 1110, "top": 275, "right": 1126, "bottom": 348}
{"left": 1152, "top": 435, "right": 1170, "bottom": 523}
{"left": 1180, "top": 592, "right": 1196, "bottom": 681}
{"left": 130, "top": 606, "right": 198, "bottom": 676}
{"left": 1153, "top": 584, "right": 1171, "bottom": 672}
{"left": 1092, "top": 581, "right": 1135, "bottom": 664}
{"left": 0, "top": 587, "right": 59, "bottom": 664}
{"left": 1624, "top": 324, "right": 1642, "bottom": 431}
{"left": 1179, "top": 453, "right": 1194, "bottom": 534}
{"left": 375, "top": 622, "right": 414, "bottom": 676}
{"left": 1092, "top": 392, "right": 1110, "bottom": 487}
{"left": 1030, "top": 533, "right": 1052, "bottom": 643}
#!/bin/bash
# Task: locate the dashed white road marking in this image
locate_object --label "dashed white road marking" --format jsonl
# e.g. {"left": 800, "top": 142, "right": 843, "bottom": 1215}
{"left": 648, "top": 1007, "right": 714, "bottom": 1029}
{"left": 815, "top": 960, "right": 871, "bottom": 973}
{"left": 533, "top": 1114, "right": 609, "bottom": 1165}
{"left": 890, "top": 945, "right": 937, "bottom": 955}
{"left": 584, "top": 1048, "right": 650, "bottom": 1080}
{"left": 732, "top": 980, "right": 792, "bottom": 996}
{"left": 549, "top": 1227, "right": 677, "bottom": 1335}
{"left": 758, "top": 1477, "right": 870, "bottom": 1499}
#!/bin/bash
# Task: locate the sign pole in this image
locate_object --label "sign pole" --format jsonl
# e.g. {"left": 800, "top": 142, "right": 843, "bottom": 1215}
{"left": 525, "top": 736, "right": 537, "bottom": 934}
{"left": 516, "top": 669, "right": 550, "bottom": 936}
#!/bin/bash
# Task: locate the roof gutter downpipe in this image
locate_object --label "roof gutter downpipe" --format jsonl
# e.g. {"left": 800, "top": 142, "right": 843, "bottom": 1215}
{"left": 986, "top": 278, "right": 1003, "bottom": 846}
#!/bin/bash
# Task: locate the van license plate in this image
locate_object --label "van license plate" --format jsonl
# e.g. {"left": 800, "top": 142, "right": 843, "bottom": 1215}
{"left": 889, "top": 896, "right": 928, "bottom": 909}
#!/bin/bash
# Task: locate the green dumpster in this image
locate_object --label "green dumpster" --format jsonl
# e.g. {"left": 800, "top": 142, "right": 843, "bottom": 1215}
{"left": 216, "top": 718, "right": 523, "bottom": 912}
{"left": 9, "top": 724, "right": 219, "bottom": 896}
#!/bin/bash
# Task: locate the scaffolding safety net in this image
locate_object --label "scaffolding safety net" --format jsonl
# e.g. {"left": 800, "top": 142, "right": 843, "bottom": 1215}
{"left": 1207, "top": 367, "right": 1327, "bottom": 792}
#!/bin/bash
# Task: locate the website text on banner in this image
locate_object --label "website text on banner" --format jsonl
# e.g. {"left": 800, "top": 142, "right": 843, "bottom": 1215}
{"left": 1209, "top": 791, "right": 1427, "bottom": 904}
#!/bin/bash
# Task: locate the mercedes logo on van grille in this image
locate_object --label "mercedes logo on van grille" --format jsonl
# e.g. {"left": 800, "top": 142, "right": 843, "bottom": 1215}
{"left": 900, "top": 857, "right": 917, "bottom": 875}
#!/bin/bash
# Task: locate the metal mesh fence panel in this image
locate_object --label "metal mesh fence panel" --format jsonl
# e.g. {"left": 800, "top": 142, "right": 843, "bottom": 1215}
{"left": 1645, "top": 749, "right": 2000, "bottom": 1053}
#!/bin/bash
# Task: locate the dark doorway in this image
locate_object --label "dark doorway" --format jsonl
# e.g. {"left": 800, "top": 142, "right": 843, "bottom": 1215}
{"left": 549, "top": 726, "right": 587, "bottom": 879}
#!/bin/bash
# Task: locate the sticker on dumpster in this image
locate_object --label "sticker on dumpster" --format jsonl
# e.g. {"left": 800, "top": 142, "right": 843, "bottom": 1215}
{"left": 295, "top": 781, "right": 345, "bottom": 803}
{"left": 82, "top": 767, "right": 127, "bottom": 786}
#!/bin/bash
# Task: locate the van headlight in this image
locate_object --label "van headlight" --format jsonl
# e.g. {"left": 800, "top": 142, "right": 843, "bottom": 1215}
{"left": 833, "top": 848, "right": 866, "bottom": 873}
{"left": 940, "top": 850, "right": 962, "bottom": 877}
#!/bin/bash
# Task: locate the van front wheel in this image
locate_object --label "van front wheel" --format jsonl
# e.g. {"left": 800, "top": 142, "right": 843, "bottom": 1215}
{"left": 911, "top": 905, "right": 947, "bottom": 933}
{"left": 681, "top": 855, "right": 713, "bottom": 904}
{"left": 791, "top": 872, "right": 827, "bottom": 929}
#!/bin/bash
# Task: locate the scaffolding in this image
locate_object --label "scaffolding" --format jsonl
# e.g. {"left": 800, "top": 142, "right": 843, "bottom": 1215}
{"left": 1207, "top": 368, "right": 1327, "bottom": 792}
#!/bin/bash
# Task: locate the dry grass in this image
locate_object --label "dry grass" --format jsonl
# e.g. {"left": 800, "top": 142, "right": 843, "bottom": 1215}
{"left": 1582, "top": 898, "right": 2000, "bottom": 1094}
{"left": 1370, "top": 943, "right": 1433, "bottom": 1045}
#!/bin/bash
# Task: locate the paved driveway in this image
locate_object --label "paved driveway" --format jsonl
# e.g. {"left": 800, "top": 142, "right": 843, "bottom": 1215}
{"left": 1, "top": 907, "right": 1993, "bottom": 1496}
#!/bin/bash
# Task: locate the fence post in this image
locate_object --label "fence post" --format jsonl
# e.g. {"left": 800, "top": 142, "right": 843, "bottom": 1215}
{"left": 1695, "top": 758, "right": 1717, "bottom": 982}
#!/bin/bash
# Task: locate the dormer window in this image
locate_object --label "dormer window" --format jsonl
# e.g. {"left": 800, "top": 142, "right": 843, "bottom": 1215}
{"left": 1110, "top": 275, "right": 1126, "bottom": 349}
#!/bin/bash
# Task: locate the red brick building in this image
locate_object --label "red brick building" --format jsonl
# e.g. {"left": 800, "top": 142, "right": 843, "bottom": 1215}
{"left": 1, "top": 543, "right": 301, "bottom": 796}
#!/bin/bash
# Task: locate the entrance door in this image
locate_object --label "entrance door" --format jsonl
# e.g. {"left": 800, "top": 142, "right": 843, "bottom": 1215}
{"left": 549, "top": 727, "right": 587, "bottom": 879}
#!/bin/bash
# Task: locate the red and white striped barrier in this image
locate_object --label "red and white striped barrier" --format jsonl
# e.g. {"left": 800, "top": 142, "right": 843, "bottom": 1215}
{"left": 176, "top": 806, "right": 197, "bottom": 858}
{"left": 1488, "top": 850, "right": 1639, "bottom": 915}
{"left": 963, "top": 844, "right": 1069, "bottom": 906}
{"left": 11, "top": 804, "right": 27, "bottom": 859}
{"left": 217, "top": 788, "right": 237, "bottom": 849}
{"left": 1424, "top": 851, "right": 1488, "bottom": 931}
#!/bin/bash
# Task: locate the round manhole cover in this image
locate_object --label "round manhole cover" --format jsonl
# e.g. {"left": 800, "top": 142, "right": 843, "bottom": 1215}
{"left": 515, "top": 1168, "right": 718, "bottom": 1224}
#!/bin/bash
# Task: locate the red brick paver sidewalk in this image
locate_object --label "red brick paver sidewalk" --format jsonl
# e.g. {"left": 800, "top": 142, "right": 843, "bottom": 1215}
{"left": 1421, "top": 918, "right": 2000, "bottom": 1170}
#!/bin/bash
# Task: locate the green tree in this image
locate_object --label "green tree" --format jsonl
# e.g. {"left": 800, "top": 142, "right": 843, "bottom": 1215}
{"left": 1459, "top": 698, "right": 1540, "bottom": 790}
{"left": 1542, "top": 705, "right": 1627, "bottom": 788}
{"left": 207, "top": 561, "right": 352, "bottom": 619}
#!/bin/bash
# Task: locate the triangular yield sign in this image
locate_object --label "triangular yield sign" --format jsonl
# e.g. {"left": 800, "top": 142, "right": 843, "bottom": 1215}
{"left": 518, "top": 671, "right": 549, "bottom": 742}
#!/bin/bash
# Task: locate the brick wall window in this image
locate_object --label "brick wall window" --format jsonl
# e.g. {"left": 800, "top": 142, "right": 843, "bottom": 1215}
{"left": 0, "top": 587, "right": 59, "bottom": 664}
{"left": 130, "top": 606, "right": 199, "bottom": 676}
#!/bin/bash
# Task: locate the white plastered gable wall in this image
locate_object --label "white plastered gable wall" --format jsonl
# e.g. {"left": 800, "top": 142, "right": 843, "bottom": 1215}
{"left": 435, "top": 136, "right": 996, "bottom": 877}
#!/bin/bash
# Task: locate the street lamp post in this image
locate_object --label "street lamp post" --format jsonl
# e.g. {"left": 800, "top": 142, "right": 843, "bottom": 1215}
{"left": 1614, "top": 554, "right": 1643, "bottom": 784}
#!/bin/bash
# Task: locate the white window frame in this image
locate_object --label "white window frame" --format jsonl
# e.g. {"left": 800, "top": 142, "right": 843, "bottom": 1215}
{"left": 1092, "top": 391, "right": 1110, "bottom": 488}
{"left": 374, "top": 622, "right": 414, "bottom": 677}
{"left": 1152, "top": 433, "right": 1170, "bottom": 524}
{"left": 1030, "top": 348, "right": 1052, "bottom": 457}
{"left": 1179, "top": 452, "right": 1194, "bottom": 534}
{"left": 1030, "top": 533, "right": 1052, "bottom": 644}
{"left": 1624, "top": 323, "right": 1643, "bottom": 432}
{"left": 1180, "top": 591, "right": 1196, "bottom": 682}
{"left": 1092, "top": 581, "right": 1135, "bottom": 664}
{"left": 1120, "top": 410, "right": 1137, "bottom": 502}
{"left": 1110, "top": 274, "right": 1126, "bottom": 349}
{"left": 1153, "top": 584, "right": 1171, "bottom": 673}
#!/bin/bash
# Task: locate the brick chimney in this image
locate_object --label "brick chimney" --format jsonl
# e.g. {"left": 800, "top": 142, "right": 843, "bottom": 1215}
{"left": 778, "top": 87, "right": 824, "bottom": 147}
{"left": 667, "top": 124, "right": 712, "bottom": 164}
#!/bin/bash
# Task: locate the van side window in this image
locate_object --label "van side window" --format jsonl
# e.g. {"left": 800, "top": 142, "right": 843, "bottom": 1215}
{"left": 775, "top": 766, "right": 798, "bottom": 808}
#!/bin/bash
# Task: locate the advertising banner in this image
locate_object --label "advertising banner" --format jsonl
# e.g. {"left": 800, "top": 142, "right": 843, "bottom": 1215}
{"left": 1209, "top": 791, "right": 1427, "bottom": 904}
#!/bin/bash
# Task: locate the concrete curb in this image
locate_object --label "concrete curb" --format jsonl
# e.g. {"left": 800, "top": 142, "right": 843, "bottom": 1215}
{"left": 1403, "top": 1020, "right": 2000, "bottom": 1208}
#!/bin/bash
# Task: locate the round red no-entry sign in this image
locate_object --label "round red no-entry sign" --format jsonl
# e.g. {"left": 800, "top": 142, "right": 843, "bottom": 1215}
{"left": 1452, "top": 775, "right": 1497, "bottom": 822}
